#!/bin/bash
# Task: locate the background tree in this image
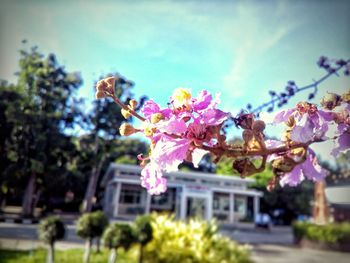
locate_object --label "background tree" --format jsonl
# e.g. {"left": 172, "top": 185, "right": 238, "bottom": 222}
{"left": 76, "top": 211, "right": 109, "bottom": 263}
{"left": 38, "top": 216, "right": 65, "bottom": 263}
{"left": 133, "top": 215, "right": 153, "bottom": 263}
{"left": 0, "top": 44, "right": 82, "bottom": 216}
{"left": 80, "top": 74, "right": 147, "bottom": 213}
{"left": 102, "top": 223, "right": 135, "bottom": 263}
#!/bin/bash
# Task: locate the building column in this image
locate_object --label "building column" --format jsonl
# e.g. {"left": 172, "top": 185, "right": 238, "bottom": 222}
{"left": 180, "top": 188, "right": 186, "bottom": 220}
{"left": 207, "top": 192, "right": 213, "bottom": 220}
{"left": 145, "top": 193, "right": 151, "bottom": 214}
{"left": 253, "top": 195, "right": 260, "bottom": 220}
{"left": 229, "top": 193, "right": 235, "bottom": 223}
{"left": 113, "top": 182, "right": 121, "bottom": 218}
{"left": 103, "top": 184, "right": 110, "bottom": 215}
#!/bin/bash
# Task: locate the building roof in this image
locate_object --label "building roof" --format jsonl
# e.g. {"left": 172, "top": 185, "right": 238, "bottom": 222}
{"left": 101, "top": 163, "right": 256, "bottom": 190}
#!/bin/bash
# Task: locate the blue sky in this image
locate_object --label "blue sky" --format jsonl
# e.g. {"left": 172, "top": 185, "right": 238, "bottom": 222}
{"left": 1, "top": 0, "right": 350, "bottom": 160}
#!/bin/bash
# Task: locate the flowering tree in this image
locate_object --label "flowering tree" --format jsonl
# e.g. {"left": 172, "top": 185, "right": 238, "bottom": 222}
{"left": 94, "top": 58, "right": 350, "bottom": 195}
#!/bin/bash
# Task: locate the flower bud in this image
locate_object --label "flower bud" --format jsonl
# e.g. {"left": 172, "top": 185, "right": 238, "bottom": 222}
{"left": 96, "top": 80, "right": 108, "bottom": 91}
{"left": 150, "top": 113, "right": 165, "bottom": 124}
{"left": 233, "top": 158, "right": 256, "bottom": 177}
{"left": 242, "top": 130, "right": 254, "bottom": 143}
{"left": 320, "top": 92, "right": 341, "bottom": 110}
{"left": 119, "top": 123, "right": 137, "bottom": 136}
{"left": 341, "top": 90, "right": 350, "bottom": 103}
{"left": 291, "top": 147, "right": 306, "bottom": 158}
{"left": 129, "top": 99, "right": 138, "bottom": 109}
{"left": 95, "top": 90, "right": 107, "bottom": 99}
{"left": 121, "top": 109, "right": 131, "bottom": 119}
{"left": 271, "top": 157, "right": 295, "bottom": 173}
{"left": 104, "top": 76, "right": 116, "bottom": 88}
{"left": 234, "top": 113, "right": 254, "bottom": 130}
{"left": 252, "top": 120, "right": 266, "bottom": 133}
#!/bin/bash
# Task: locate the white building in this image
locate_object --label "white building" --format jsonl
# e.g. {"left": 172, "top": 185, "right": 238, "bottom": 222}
{"left": 101, "top": 164, "right": 262, "bottom": 223}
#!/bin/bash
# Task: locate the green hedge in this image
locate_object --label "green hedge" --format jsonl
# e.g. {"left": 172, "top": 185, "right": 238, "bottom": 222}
{"left": 144, "top": 214, "right": 252, "bottom": 263}
{"left": 293, "top": 221, "right": 350, "bottom": 244}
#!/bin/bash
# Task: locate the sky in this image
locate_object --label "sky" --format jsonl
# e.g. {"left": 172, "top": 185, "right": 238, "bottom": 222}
{"left": 1, "top": 0, "right": 350, "bottom": 161}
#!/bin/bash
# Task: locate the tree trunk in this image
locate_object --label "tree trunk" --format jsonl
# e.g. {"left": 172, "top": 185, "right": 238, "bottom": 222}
{"left": 96, "top": 237, "right": 101, "bottom": 253}
{"left": 32, "top": 188, "right": 42, "bottom": 217}
{"left": 82, "top": 135, "right": 106, "bottom": 213}
{"left": 138, "top": 244, "right": 144, "bottom": 263}
{"left": 108, "top": 248, "right": 117, "bottom": 263}
{"left": 47, "top": 242, "right": 54, "bottom": 263}
{"left": 0, "top": 192, "right": 6, "bottom": 211}
{"left": 83, "top": 239, "right": 92, "bottom": 263}
{"left": 22, "top": 173, "right": 36, "bottom": 217}
{"left": 313, "top": 181, "right": 329, "bottom": 225}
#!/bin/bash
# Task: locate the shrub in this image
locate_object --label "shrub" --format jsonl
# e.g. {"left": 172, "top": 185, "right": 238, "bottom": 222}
{"left": 76, "top": 211, "right": 109, "bottom": 263}
{"left": 143, "top": 214, "right": 252, "bottom": 263}
{"left": 293, "top": 221, "right": 350, "bottom": 244}
{"left": 102, "top": 223, "right": 135, "bottom": 263}
{"left": 37, "top": 216, "right": 65, "bottom": 263}
{"left": 133, "top": 215, "right": 153, "bottom": 263}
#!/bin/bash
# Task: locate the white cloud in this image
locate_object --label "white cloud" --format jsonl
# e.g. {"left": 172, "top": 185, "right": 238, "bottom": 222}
{"left": 221, "top": 2, "right": 296, "bottom": 99}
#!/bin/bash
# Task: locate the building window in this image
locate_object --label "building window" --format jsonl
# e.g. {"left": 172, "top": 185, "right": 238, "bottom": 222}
{"left": 118, "top": 184, "right": 146, "bottom": 216}
{"left": 120, "top": 189, "right": 141, "bottom": 204}
{"left": 234, "top": 195, "right": 248, "bottom": 221}
{"left": 213, "top": 193, "right": 229, "bottom": 211}
{"left": 213, "top": 192, "right": 230, "bottom": 222}
{"left": 150, "top": 188, "right": 176, "bottom": 213}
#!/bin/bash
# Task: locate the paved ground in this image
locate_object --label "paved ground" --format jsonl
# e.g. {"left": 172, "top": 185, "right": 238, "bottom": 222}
{"left": 222, "top": 226, "right": 294, "bottom": 245}
{"left": 251, "top": 244, "right": 349, "bottom": 263}
{"left": 0, "top": 222, "right": 349, "bottom": 262}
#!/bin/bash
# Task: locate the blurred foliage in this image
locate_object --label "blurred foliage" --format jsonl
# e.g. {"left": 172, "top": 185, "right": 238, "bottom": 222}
{"left": 134, "top": 214, "right": 153, "bottom": 246}
{"left": 0, "top": 44, "right": 82, "bottom": 216}
{"left": 143, "top": 214, "right": 252, "bottom": 263}
{"left": 0, "top": 248, "right": 134, "bottom": 263}
{"left": 38, "top": 216, "right": 65, "bottom": 244}
{"left": 293, "top": 221, "right": 350, "bottom": 244}
{"left": 76, "top": 211, "right": 109, "bottom": 240}
{"left": 0, "top": 43, "right": 148, "bottom": 215}
{"left": 102, "top": 223, "right": 135, "bottom": 250}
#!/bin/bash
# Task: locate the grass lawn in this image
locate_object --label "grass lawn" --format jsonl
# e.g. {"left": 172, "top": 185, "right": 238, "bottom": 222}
{"left": 0, "top": 248, "right": 137, "bottom": 263}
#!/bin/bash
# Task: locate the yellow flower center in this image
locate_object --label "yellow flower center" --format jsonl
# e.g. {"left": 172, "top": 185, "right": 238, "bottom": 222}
{"left": 171, "top": 88, "right": 192, "bottom": 109}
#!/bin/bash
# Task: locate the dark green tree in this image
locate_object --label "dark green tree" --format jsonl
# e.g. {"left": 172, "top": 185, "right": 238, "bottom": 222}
{"left": 102, "top": 223, "right": 135, "bottom": 263}
{"left": 0, "top": 45, "right": 82, "bottom": 216}
{"left": 38, "top": 216, "right": 65, "bottom": 263}
{"left": 133, "top": 215, "right": 153, "bottom": 263}
{"left": 76, "top": 211, "right": 109, "bottom": 263}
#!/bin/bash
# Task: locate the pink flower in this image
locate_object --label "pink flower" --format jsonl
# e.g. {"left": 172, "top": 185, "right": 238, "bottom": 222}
{"left": 190, "top": 90, "right": 229, "bottom": 126}
{"left": 156, "top": 116, "right": 188, "bottom": 134}
{"left": 201, "top": 108, "right": 229, "bottom": 126}
{"left": 331, "top": 123, "right": 350, "bottom": 157}
{"left": 140, "top": 99, "right": 171, "bottom": 119}
{"left": 280, "top": 149, "right": 327, "bottom": 187}
{"left": 140, "top": 163, "right": 167, "bottom": 195}
{"left": 140, "top": 100, "right": 161, "bottom": 118}
{"left": 152, "top": 135, "right": 191, "bottom": 172}
{"left": 192, "top": 90, "right": 213, "bottom": 113}
{"left": 186, "top": 121, "right": 209, "bottom": 145}
{"left": 269, "top": 102, "right": 333, "bottom": 143}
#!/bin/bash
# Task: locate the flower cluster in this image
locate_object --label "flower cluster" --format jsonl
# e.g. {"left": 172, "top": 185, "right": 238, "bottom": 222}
{"left": 95, "top": 75, "right": 350, "bottom": 194}
{"left": 136, "top": 89, "right": 229, "bottom": 194}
